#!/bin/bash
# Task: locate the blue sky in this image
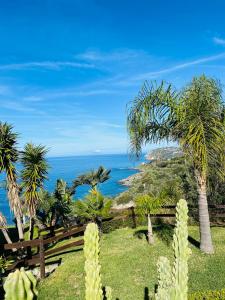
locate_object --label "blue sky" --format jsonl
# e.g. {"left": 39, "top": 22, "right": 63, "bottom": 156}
{"left": 1, "top": 0, "right": 225, "bottom": 156}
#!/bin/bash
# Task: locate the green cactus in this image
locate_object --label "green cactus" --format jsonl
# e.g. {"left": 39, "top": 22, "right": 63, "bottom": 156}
{"left": 84, "top": 222, "right": 103, "bottom": 300}
{"left": 105, "top": 286, "right": 112, "bottom": 300}
{"left": 156, "top": 257, "right": 172, "bottom": 300}
{"left": 155, "top": 199, "right": 191, "bottom": 300}
{"left": 4, "top": 267, "right": 38, "bottom": 300}
{"left": 84, "top": 223, "right": 113, "bottom": 300}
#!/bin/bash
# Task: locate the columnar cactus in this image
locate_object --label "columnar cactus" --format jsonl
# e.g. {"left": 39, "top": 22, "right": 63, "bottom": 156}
{"left": 172, "top": 199, "right": 190, "bottom": 300}
{"left": 156, "top": 257, "right": 172, "bottom": 300}
{"left": 155, "top": 199, "right": 191, "bottom": 300}
{"left": 4, "top": 267, "right": 38, "bottom": 300}
{"left": 84, "top": 223, "right": 103, "bottom": 300}
{"left": 84, "top": 223, "right": 113, "bottom": 300}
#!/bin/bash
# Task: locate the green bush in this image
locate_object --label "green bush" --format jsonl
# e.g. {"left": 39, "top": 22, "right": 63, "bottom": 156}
{"left": 188, "top": 289, "right": 225, "bottom": 300}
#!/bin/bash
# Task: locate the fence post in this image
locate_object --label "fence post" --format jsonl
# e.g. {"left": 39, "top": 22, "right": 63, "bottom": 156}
{"left": 39, "top": 236, "right": 45, "bottom": 279}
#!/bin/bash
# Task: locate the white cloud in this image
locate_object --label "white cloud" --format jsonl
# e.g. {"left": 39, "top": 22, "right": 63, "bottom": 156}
{"left": 118, "top": 52, "right": 225, "bottom": 85}
{"left": 0, "top": 100, "right": 39, "bottom": 113}
{"left": 75, "top": 49, "right": 145, "bottom": 62}
{"left": 213, "top": 37, "right": 225, "bottom": 46}
{"left": 0, "top": 61, "right": 95, "bottom": 71}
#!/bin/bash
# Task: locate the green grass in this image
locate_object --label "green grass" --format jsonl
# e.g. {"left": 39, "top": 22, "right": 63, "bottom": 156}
{"left": 38, "top": 226, "right": 225, "bottom": 299}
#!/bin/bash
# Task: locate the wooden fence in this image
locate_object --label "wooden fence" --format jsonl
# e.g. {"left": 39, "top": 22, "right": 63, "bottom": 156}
{"left": 4, "top": 225, "right": 86, "bottom": 278}
{"left": 3, "top": 204, "right": 225, "bottom": 278}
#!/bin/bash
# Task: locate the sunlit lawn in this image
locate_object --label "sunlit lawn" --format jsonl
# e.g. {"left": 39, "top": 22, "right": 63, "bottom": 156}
{"left": 38, "top": 226, "right": 225, "bottom": 300}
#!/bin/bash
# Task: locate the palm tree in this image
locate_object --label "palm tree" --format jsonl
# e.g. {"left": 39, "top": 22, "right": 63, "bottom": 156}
{"left": 0, "top": 122, "right": 24, "bottom": 240}
{"left": 21, "top": 143, "right": 48, "bottom": 240}
{"left": 73, "top": 166, "right": 111, "bottom": 189}
{"left": 36, "top": 179, "right": 73, "bottom": 229}
{"left": 51, "top": 179, "right": 72, "bottom": 227}
{"left": 72, "top": 188, "right": 112, "bottom": 232}
{"left": 135, "top": 194, "right": 161, "bottom": 244}
{"left": 127, "top": 75, "right": 225, "bottom": 254}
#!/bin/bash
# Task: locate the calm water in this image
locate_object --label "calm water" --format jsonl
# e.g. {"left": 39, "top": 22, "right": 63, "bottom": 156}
{"left": 0, "top": 154, "right": 144, "bottom": 224}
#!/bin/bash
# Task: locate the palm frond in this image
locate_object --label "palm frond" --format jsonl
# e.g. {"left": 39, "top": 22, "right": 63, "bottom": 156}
{"left": 127, "top": 81, "right": 179, "bottom": 157}
{"left": 21, "top": 143, "right": 49, "bottom": 217}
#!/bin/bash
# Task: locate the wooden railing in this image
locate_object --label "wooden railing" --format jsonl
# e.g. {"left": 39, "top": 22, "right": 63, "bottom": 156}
{"left": 3, "top": 204, "right": 225, "bottom": 277}
{"left": 4, "top": 225, "right": 86, "bottom": 278}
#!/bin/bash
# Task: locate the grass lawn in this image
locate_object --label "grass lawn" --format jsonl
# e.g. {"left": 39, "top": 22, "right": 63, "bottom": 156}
{"left": 38, "top": 226, "right": 225, "bottom": 299}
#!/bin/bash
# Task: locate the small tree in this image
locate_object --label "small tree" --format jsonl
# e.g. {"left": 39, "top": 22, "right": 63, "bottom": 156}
{"left": 21, "top": 143, "right": 48, "bottom": 240}
{"left": 135, "top": 194, "right": 161, "bottom": 244}
{"left": 36, "top": 179, "right": 72, "bottom": 229}
{"left": 73, "top": 188, "right": 112, "bottom": 232}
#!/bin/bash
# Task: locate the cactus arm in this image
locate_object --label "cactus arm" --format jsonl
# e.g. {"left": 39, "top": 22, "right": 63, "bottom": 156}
{"left": 26, "top": 271, "right": 38, "bottom": 296}
{"left": 155, "top": 257, "right": 172, "bottom": 300}
{"left": 105, "top": 286, "right": 112, "bottom": 300}
{"left": 17, "top": 271, "right": 26, "bottom": 300}
{"left": 20, "top": 268, "right": 34, "bottom": 300}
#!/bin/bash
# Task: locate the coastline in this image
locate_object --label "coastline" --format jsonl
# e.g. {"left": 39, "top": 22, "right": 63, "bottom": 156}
{"left": 118, "top": 170, "right": 143, "bottom": 187}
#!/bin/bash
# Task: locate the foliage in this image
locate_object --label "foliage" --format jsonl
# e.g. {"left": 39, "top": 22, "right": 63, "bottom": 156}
{"left": 21, "top": 143, "right": 49, "bottom": 218}
{"left": 72, "top": 189, "right": 112, "bottom": 226}
{"left": 155, "top": 199, "right": 190, "bottom": 300}
{"left": 73, "top": 166, "right": 111, "bottom": 189}
{"left": 127, "top": 76, "right": 225, "bottom": 177}
{"left": 188, "top": 289, "right": 225, "bottom": 300}
{"left": 0, "top": 122, "right": 23, "bottom": 240}
{"left": 36, "top": 179, "right": 72, "bottom": 228}
{"left": 4, "top": 267, "right": 38, "bottom": 300}
{"left": 116, "top": 157, "right": 196, "bottom": 206}
{"left": 135, "top": 194, "right": 162, "bottom": 216}
{"left": 0, "top": 256, "right": 11, "bottom": 275}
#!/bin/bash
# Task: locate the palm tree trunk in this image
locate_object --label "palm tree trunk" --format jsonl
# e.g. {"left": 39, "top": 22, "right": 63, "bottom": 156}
{"left": 7, "top": 177, "right": 24, "bottom": 241}
{"left": 1, "top": 229, "right": 17, "bottom": 252}
{"left": 147, "top": 214, "right": 154, "bottom": 244}
{"left": 196, "top": 172, "right": 214, "bottom": 254}
{"left": 1, "top": 228, "right": 12, "bottom": 244}
{"left": 15, "top": 214, "right": 24, "bottom": 241}
{"left": 29, "top": 217, "right": 34, "bottom": 240}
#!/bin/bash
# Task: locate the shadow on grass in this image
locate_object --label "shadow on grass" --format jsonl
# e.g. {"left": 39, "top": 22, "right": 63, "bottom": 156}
{"left": 134, "top": 223, "right": 174, "bottom": 246}
{"left": 154, "top": 224, "right": 174, "bottom": 246}
{"left": 144, "top": 287, "right": 150, "bottom": 300}
{"left": 45, "top": 247, "right": 83, "bottom": 261}
{"left": 188, "top": 235, "right": 200, "bottom": 249}
{"left": 133, "top": 229, "right": 148, "bottom": 241}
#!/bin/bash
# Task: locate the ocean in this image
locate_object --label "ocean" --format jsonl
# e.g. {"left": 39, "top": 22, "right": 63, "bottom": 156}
{"left": 0, "top": 153, "right": 144, "bottom": 224}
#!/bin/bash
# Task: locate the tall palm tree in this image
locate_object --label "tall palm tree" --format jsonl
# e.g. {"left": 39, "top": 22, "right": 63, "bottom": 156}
{"left": 0, "top": 122, "right": 24, "bottom": 240}
{"left": 73, "top": 166, "right": 111, "bottom": 189}
{"left": 127, "top": 75, "right": 225, "bottom": 254}
{"left": 21, "top": 143, "right": 48, "bottom": 240}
